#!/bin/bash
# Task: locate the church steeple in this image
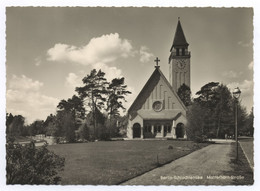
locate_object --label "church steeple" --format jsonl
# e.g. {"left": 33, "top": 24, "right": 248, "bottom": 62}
{"left": 169, "top": 18, "right": 190, "bottom": 62}
{"left": 168, "top": 18, "right": 191, "bottom": 92}
{"left": 170, "top": 18, "right": 189, "bottom": 52}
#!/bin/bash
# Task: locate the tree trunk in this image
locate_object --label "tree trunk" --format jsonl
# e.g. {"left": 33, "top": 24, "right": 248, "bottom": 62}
{"left": 109, "top": 115, "right": 111, "bottom": 138}
{"left": 216, "top": 115, "right": 221, "bottom": 138}
{"left": 91, "top": 93, "right": 96, "bottom": 139}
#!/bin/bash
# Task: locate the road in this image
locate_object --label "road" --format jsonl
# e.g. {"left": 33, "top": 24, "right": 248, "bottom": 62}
{"left": 122, "top": 141, "right": 240, "bottom": 185}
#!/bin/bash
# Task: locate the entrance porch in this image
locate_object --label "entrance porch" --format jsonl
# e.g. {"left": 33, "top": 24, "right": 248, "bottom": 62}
{"left": 131, "top": 120, "right": 187, "bottom": 139}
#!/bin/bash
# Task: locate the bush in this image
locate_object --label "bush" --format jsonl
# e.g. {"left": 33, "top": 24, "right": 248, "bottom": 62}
{"left": 194, "top": 135, "right": 208, "bottom": 143}
{"left": 99, "top": 131, "right": 111, "bottom": 141}
{"left": 6, "top": 142, "right": 65, "bottom": 184}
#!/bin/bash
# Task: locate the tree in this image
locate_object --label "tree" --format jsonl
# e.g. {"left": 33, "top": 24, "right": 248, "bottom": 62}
{"left": 106, "top": 77, "right": 131, "bottom": 137}
{"left": 104, "top": 117, "right": 118, "bottom": 138}
{"left": 28, "top": 120, "right": 45, "bottom": 136}
{"left": 193, "top": 82, "right": 238, "bottom": 138}
{"left": 78, "top": 122, "right": 90, "bottom": 141}
{"left": 213, "top": 84, "right": 234, "bottom": 138}
{"left": 194, "top": 82, "right": 220, "bottom": 109}
{"left": 54, "top": 95, "right": 86, "bottom": 142}
{"left": 85, "top": 108, "right": 107, "bottom": 140}
{"left": 56, "top": 110, "right": 76, "bottom": 143}
{"left": 177, "top": 83, "right": 192, "bottom": 107}
{"left": 57, "top": 95, "right": 85, "bottom": 129}
{"left": 44, "top": 114, "right": 57, "bottom": 136}
{"left": 76, "top": 69, "right": 108, "bottom": 139}
{"left": 7, "top": 115, "right": 25, "bottom": 137}
{"left": 117, "top": 115, "right": 129, "bottom": 137}
{"left": 237, "top": 103, "right": 249, "bottom": 136}
{"left": 186, "top": 102, "right": 208, "bottom": 142}
{"left": 6, "top": 142, "right": 65, "bottom": 184}
{"left": 192, "top": 82, "right": 251, "bottom": 139}
{"left": 107, "top": 77, "right": 131, "bottom": 117}
{"left": 193, "top": 82, "right": 220, "bottom": 138}
{"left": 6, "top": 113, "right": 14, "bottom": 134}
{"left": 246, "top": 107, "right": 254, "bottom": 136}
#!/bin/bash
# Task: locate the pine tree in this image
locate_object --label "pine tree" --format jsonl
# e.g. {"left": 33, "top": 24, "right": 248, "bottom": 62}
{"left": 76, "top": 69, "right": 108, "bottom": 139}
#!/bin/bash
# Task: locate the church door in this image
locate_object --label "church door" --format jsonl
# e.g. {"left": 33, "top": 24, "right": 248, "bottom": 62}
{"left": 133, "top": 123, "right": 141, "bottom": 138}
{"left": 176, "top": 123, "right": 185, "bottom": 138}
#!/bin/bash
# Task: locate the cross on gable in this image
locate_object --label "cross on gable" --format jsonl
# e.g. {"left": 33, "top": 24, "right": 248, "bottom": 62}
{"left": 154, "top": 57, "right": 160, "bottom": 68}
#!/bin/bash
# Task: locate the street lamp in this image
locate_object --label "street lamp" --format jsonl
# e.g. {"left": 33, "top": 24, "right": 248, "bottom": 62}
{"left": 232, "top": 87, "right": 241, "bottom": 161}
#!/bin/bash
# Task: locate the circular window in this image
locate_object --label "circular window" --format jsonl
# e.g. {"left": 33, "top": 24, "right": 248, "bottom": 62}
{"left": 152, "top": 101, "right": 163, "bottom": 112}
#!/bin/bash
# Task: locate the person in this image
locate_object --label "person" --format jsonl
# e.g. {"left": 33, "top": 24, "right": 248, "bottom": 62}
{"left": 225, "top": 133, "right": 227, "bottom": 140}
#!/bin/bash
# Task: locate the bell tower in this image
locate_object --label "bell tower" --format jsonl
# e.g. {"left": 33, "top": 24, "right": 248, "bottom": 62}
{"left": 169, "top": 18, "right": 191, "bottom": 92}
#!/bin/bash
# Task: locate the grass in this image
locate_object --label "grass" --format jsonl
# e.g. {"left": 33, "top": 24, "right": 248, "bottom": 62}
{"left": 239, "top": 137, "right": 254, "bottom": 167}
{"left": 48, "top": 140, "right": 209, "bottom": 185}
{"left": 224, "top": 142, "right": 254, "bottom": 185}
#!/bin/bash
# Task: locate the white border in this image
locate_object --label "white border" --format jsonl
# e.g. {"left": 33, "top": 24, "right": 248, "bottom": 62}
{"left": 1, "top": 1, "right": 259, "bottom": 191}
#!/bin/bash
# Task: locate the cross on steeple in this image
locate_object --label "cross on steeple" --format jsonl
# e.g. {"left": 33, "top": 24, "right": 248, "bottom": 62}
{"left": 154, "top": 57, "right": 160, "bottom": 68}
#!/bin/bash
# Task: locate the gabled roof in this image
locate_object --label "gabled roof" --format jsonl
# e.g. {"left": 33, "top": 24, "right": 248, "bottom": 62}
{"left": 170, "top": 20, "right": 189, "bottom": 51}
{"left": 128, "top": 66, "right": 187, "bottom": 116}
{"left": 156, "top": 67, "right": 187, "bottom": 111}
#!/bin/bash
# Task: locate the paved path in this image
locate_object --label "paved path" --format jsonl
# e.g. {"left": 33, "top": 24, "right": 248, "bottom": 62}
{"left": 122, "top": 142, "right": 236, "bottom": 185}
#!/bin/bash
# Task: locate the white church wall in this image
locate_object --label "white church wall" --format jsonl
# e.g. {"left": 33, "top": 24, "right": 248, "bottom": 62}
{"left": 141, "top": 75, "right": 186, "bottom": 113}
{"left": 175, "top": 113, "right": 188, "bottom": 139}
{"left": 127, "top": 114, "right": 143, "bottom": 139}
{"left": 175, "top": 113, "right": 187, "bottom": 126}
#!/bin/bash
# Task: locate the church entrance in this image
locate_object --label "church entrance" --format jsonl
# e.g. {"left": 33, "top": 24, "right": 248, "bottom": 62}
{"left": 176, "top": 123, "right": 185, "bottom": 138}
{"left": 133, "top": 123, "right": 141, "bottom": 138}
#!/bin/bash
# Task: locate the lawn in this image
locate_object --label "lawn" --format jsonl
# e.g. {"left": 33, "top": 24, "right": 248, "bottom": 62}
{"left": 239, "top": 137, "right": 254, "bottom": 167}
{"left": 224, "top": 142, "right": 254, "bottom": 185}
{"left": 48, "top": 140, "right": 209, "bottom": 185}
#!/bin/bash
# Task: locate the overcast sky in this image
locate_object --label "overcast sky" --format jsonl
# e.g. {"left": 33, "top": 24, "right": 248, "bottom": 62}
{"left": 6, "top": 7, "right": 253, "bottom": 124}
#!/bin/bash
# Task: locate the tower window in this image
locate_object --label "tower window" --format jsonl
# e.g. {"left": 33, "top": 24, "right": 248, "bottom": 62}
{"left": 176, "top": 48, "right": 179, "bottom": 56}
{"left": 182, "top": 48, "right": 185, "bottom": 56}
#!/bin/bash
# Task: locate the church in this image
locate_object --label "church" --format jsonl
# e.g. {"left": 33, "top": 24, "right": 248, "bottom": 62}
{"left": 127, "top": 18, "right": 191, "bottom": 139}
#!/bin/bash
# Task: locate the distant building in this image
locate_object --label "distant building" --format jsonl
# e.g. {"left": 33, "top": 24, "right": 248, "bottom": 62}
{"left": 127, "top": 18, "right": 190, "bottom": 139}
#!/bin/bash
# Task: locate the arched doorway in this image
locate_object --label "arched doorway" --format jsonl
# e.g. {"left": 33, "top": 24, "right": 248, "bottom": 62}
{"left": 133, "top": 123, "right": 141, "bottom": 138}
{"left": 176, "top": 123, "right": 185, "bottom": 138}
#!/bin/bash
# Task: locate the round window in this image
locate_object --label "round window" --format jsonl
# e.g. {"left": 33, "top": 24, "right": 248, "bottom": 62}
{"left": 152, "top": 101, "right": 163, "bottom": 112}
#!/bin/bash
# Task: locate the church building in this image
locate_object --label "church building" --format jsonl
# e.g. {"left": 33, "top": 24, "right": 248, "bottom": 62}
{"left": 127, "top": 18, "right": 191, "bottom": 139}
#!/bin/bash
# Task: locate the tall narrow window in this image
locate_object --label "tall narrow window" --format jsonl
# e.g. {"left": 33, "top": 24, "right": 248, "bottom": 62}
{"left": 176, "top": 48, "right": 179, "bottom": 56}
{"left": 165, "top": 124, "right": 171, "bottom": 133}
{"left": 158, "top": 124, "right": 161, "bottom": 133}
{"left": 148, "top": 125, "right": 151, "bottom": 132}
{"left": 182, "top": 48, "right": 185, "bottom": 56}
{"left": 144, "top": 124, "right": 151, "bottom": 132}
{"left": 155, "top": 124, "right": 161, "bottom": 133}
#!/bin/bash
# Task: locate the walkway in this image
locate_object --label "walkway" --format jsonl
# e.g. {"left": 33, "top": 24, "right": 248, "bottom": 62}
{"left": 122, "top": 142, "right": 237, "bottom": 185}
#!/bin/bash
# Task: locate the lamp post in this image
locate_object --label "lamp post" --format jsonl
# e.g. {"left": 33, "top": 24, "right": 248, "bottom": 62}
{"left": 232, "top": 87, "right": 241, "bottom": 161}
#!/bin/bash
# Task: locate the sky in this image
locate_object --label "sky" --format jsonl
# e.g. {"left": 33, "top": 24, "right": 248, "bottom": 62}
{"left": 5, "top": 7, "right": 254, "bottom": 124}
